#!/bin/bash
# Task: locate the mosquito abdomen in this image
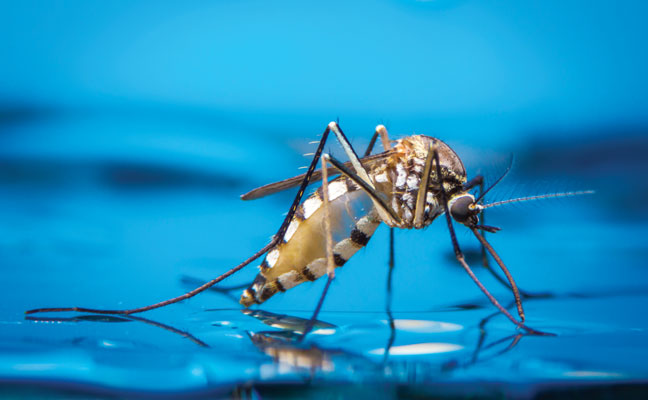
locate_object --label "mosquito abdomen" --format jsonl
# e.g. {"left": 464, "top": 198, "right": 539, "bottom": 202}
{"left": 240, "top": 178, "right": 381, "bottom": 306}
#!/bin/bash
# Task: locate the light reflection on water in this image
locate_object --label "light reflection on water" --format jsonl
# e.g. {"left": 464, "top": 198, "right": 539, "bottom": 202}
{"left": 18, "top": 289, "right": 648, "bottom": 393}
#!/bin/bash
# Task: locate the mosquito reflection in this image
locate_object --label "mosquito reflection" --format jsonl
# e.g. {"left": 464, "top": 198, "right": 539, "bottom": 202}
{"left": 241, "top": 308, "right": 377, "bottom": 379}
{"left": 25, "top": 314, "right": 209, "bottom": 348}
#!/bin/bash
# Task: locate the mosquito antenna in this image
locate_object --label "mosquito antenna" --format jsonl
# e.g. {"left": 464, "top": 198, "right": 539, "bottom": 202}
{"left": 475, "top": 155, "right": 513, "bottom": 203}
{"left": 481, "top": 190, "right": 595, "bottom": 210}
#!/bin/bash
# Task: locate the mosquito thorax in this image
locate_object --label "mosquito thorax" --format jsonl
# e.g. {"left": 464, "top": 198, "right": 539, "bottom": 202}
{"left": 448, "top": 193, "right": 480, "bottom": 225}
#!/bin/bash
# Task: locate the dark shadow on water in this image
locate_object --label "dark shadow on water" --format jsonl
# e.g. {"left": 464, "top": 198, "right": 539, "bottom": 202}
{"left": 439, "top": 285, "right": 648, "bottom": 314}
{"left": 0, "top": 158, "right": 244, "bottom": 192}
{"left": 517, "top": 129, "right": 648, "bottom": 220}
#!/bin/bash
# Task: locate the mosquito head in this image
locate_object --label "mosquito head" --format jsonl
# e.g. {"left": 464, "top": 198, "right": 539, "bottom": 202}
{"left": 448, "top": 193, "right": 483, "bottom": 226}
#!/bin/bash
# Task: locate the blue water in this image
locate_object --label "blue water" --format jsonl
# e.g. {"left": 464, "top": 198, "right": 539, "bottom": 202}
{"left": 1, "top": 110, "right": 646, "bottom": 398}
{"left": 2, "top": 1, "right": 648, "bottom": 398}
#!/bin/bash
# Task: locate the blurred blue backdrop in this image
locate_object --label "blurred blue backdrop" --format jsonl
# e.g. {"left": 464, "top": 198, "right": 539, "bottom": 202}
{"left": 1, "top": 0, "right": 648, "bottom": 397}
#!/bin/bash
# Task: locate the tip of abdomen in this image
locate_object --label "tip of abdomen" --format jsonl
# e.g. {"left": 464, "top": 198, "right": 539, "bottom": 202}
{"left": 240, "top": 288, "right": 256, "bottom": 307}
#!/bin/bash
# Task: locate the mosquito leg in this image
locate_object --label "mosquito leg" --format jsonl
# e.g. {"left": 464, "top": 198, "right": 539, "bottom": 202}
{"left": 26, "top": 123, "right": 339, "bottom": 316}
{"left": 299, "top": 275, "right": 334, "bottom": 341}
{"left": 328, "top": 122, "right": 370, "bottom": 181}
{"left": 462, "top": 175, "right": 492, "bottom": 269}
{"left": 474, "top": 177, "right": 548, "bottom": 300}
{"left": 300, "top": 125, "right": 387, "bottom": 341}
{"left": 461, "top": 175, "right": 491, "bottom": 269}
{"left": 375, "top": 125, "right": 395, "bottom": 360}
{"left": 463, "top": 175, "right": 484, "bottom": 192}
{"left": 383, "top": 295, "right": 396, "bottom": 365}
{"left": 362, "top": 127, "right": 396, "bottom": 271}
{"left": 474, "top": 177, "right": 514, "bottom": 293}
{"left": 363, "top": 124, "right": 392, "bottom": 157}
{"left": 321, "top": 152, "right": 335, "bottom": 278}
{"left": 472, "top": 187, "right": 532, "bottom": 300}
{"left": 328, "top": 124, "right": 385, "bottom": 204}
{"left": 412, "top": 137, "right": 437, "bottom": 228}
{"left": 388, "top": 229, "right": 395, "bottom": 282}
{"left": 317, "top": 150, "right": 403, "bottom": 348}
{"left": 368, "top": 127, "right": 396, "bottom": 365}
{"left": 24, "top": 242, "right": 276, "bottom": 316}
{"left": 180, "top": 276, "right": 250, "bottom": 304}
{"left": 383, "top": 229, "right": 396, "bottom": 365}
{"left": 363, "top": 131, "right": 379, "bottom": 157}
{"left": 362, "top": 127, "right": 397, "bottom": 278}
{"left": 323, "top": 153, "right": 402, "bottom": 226}
{"left": 429, "top": 142, "right": 549, "bottom": 335}
{"left": 464, "top": 175, "right": 525, "bottom": 296}
{"left": 471, "top": 227, "right": 525, "bottom": 322}
{"left": 375, "top": 124, "right": 392, "bottom": 151}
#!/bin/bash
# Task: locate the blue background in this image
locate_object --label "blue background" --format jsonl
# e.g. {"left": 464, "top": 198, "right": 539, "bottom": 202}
{"left": 1, "top": 0, "right": 647, "bottom": 397}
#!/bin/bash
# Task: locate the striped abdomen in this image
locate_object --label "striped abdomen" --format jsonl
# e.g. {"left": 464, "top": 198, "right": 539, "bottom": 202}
{"left": 240, "top": 178, "right": 381, "bottom": 306}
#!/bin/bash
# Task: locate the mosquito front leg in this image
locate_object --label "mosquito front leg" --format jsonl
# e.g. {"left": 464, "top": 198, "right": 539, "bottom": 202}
{"left": 465, "top": 175, "right": 507, "bottom": 290}
{"left": 470, "top": 228, "right": 525, "bottom": 323}
{"left": 464, "top": 175, "right": 495, "bottom": 271}
{"left": 464, "top": 170, "right": 530, "bottom": 319}
{"left": 472, "top": 176, "right": 527, "bottom": 304}
{"left": 429, "top": 142, "right": 547, "bottom": 335}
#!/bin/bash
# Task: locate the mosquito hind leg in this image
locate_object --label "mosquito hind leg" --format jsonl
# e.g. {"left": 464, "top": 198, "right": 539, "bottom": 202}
{"left": 26, "top": 123, "right": 341, "bottom": 316}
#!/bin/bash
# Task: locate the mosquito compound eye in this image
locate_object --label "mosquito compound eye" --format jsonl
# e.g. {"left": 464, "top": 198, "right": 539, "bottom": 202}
{"left": 449, "top": 195, "right": 476, "bottom": 223}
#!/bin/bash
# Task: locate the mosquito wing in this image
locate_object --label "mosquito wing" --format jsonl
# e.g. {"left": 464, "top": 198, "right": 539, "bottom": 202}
{"left": 240, "top": 151, "right": 391, "bottom": 201}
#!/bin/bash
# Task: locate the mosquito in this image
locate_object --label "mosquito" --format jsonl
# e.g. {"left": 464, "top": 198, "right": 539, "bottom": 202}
{"left": 26, "top": 122, "right": 592, "bottom": 334}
